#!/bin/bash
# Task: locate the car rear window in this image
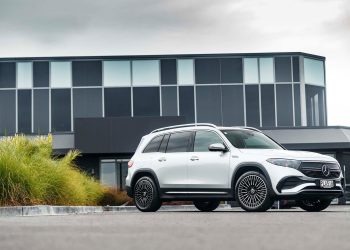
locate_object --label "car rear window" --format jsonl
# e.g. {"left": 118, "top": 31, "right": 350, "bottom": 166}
{"left": 166, "top": 131, "right": 192, "bottom": 153}
{"left": 143, "top": 135, "right": 164, "bottom": 153}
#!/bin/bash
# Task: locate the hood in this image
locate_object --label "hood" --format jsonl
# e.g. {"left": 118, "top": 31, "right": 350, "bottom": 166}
{"left": 238, "top": 149, "right": 337, "bottom": 162}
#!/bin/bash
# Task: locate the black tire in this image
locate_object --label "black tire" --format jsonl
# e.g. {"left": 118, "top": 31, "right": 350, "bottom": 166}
{"left": 193, "top": 200, "right": 220, "bottom": 212}
{"left": 133, "top": 176, "right": 162, "bottom": 212}
{"left": 235, "top": 171, "right": 274, "bottom": 212}
{"left": 297, "top": 199, "right": 332, "bottom": 212}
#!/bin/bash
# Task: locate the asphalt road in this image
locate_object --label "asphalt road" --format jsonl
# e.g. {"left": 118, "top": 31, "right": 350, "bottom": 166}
{"left": 0, "top": 206, "right": 349, "bottom": 250}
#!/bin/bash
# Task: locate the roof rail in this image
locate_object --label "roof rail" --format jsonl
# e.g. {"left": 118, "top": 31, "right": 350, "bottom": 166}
{"left": 151, "top": 123, "right": 217, "bottom": 134}
{"left": 239, "top": 127, "right": 263, "bottom": 133}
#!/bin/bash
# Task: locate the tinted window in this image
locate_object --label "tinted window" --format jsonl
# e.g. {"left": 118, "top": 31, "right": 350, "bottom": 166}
{"left": 275, "top": 57, "right": 292, "bottom": 82}
{"left": 306, "top": 85, "right": 326, "bottom": 126}
{"left": 33, "top": 61, "right": 49, "bottom": 87}
{"left": 133, "top": 87, "right": 160, "bottom": 116}
{"left": 33, "top": 89, "right": 49, "bottom": 134}
{"left": 292, "top": 56, "right": 300, "bottom": 82}
{"left": 221, "top": 85, "right": 245, "bottom": 126}
{"left": 294, "top": 84, "right": 301, "bottom": 126}
{"left": 166, "top": 131, "right": 192, "bottom": 153}
{"left": 196, "top": 85, "right": 222, "bottom": 125}
{"left": 261, "top": 84, "right": 275, "bottom": 127}
{"left": 51, "top": 89, "right": 71, "bottom": 132}
{"left": 73, "top": 61, "right": 102, "bottom": 86}
{"left": 220, "top": 58, "right": 243, "bottom": 83}
{"left": 143, "top": 135, "right": 164, "bottom": 153}
{"left": 161, "top": 59, "right": 177, "bottom": 85}
{"left": 195, "top": 59, "right": 220, "bottom": 84}
{"left": 0, "top": 62, "right": 16, "bottom": 88}
{"left": 179, "top": 86, "right": 194, "bottom": 123}
{"left": 276, "top": 84, "right": 293, "bottom": 126}
{"left": 245, "top": 85, "right": 260, "bottom": 127}
{"left": 104, "top": 87, "right": 131, "bottom": 117}
{"left": 18, "top": 90, "right": 32, "bottom": 133}
{"left": 159, "top": 134, "right": 170, "bottom": 152}
{"left": 194, "top": 130, "right": 223, "bottom": 152}
{"left": 0, "top": 90, "right": 16, "bottom": 135}
{"left": 162, "top": 86, "right": 177, "bottom": 116}
{"left": 73, "top": 88, "right": 102, "bottom": 118}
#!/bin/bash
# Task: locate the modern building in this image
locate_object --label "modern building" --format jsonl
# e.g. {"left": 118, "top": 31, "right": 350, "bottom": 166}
{"left": 0, "top": 52, "right": 348, "bottom": 200}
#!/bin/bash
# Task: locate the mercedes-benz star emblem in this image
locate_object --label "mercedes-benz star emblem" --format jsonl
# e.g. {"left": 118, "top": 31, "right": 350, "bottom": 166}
{"left": 321, "top": 164, "right": 330, "bottom": 177}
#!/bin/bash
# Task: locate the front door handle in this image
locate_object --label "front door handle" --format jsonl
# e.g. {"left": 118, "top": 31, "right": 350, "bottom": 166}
{"left": 158, "top": 157, "right": 167, "bottom": 162}
{"left": 190, "top": 156, "right": 199, "bottom": 161}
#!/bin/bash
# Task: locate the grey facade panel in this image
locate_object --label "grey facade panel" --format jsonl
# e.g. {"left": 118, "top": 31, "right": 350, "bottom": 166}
{"left": 160, "top": 59, "right": 177, "bottom": 85}
{"left": 196, "top": 85, "right": 222, "bottom": 125}
{"left": 179, "top": 86, "right": 195, "bottom": 123}
{"left": 51, "top": 89, "right": 71, "bottom": 132}
{"left": 0, "top": 90, "right": 16, "bottom": 135}
{"left": 18, "top": 89, "right": 32, "bottom": 134}
{"left": 221, "top": 85, "right": 245, "bottom": 126}
{"left": 261, "top": 84, "right": 275, "bottom": 127}
{"left": 276, "top": 84, "right": 293, "bottom": 126}
{"left": 245, "top": 85, "right": 260, "bottom": 127}
{"left": 161, "top": 86, "right": 177, "bottom": 116}
{"left": 33, "top": 89, "right": 49, "bottom": 134}
{"left": 73, "top": 88, "right": 103, "bottom": 119}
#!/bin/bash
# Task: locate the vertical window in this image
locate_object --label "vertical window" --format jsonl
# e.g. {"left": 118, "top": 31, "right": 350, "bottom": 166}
{"left": 221, "top": 85, "right": 245, "bottom": 126}
{"left": 51, "top": 62, "right": 72, "bottom": 88}
{"left": 72, "top": 61, "right": 102, "bottom": 86}
{"left": 132, "top": 60, "right": 160, "bottom": 86}
{"left": 18, "top": 90, "right": 32, "bottom": 133}
{"left": 143, "top": 135, "right": 164, "bottom": 153}
{"left": 104, "top": 88, "right": 131, "bottom": 117}
{"left": 245, "top": 85, "right": 260, "bottom": 127}
{"left": 0, "top": 62, "right": 16, "bottom": 88}
{"left": 275, "top": 57, "right": 292, "bottom": 82}
{"left": 100, "top": 160, "right": 117, "bottom": 187}
{"left": 33, "top": 61, "right": 49, "bottom": 87}
{"left": 304, "top": 58, "right": 325, "bottom": 86}
{"left": 51, "top": 89, "right": 71, "bottom": 132}
{"left": 162, "top": 86, "right": 177, "bottom": 116}
{"left": 179, "top": 86, "right": 195, "bottom": 123}
{"left": 133, "top": 87, "right": 160, "bottom": 116}
{"left": 161, "top": 59, "right": 177, "bottom": 85}
{"left": 195, "top": 59, "right": 220, "bottom": 84}
{"left": 259, "top": 58, "right": 274, "bottom": 83}
{"left": 244, "top": 58, "right": 259, "bottom": 83}
{"left": 0, "top": 90, "right": 16, "bottom": 135}
{"left": 292, "top": 57, "right": 300, "bottom": 82}
{"left": 177, "top": 59, "right": 194, "bottom": 85}
{"left": 306, "top": 85, "right": 326, "bottom": 126}
{"left": 196, "top": 85, "right": 222, "bottom": 125}
{"left": 73, "top": 88, "right": 102, "bottom": 118}
{"left": 103, "top": 61, "right": 131, "bottom": 87}
{"left": 194, "top": 131, "right": 223, "bottom": 152}
{"left": 261, "top": 85, "right": 275, "bottom": 127}
{"left": 17, "top": 62, "right": 33, "bottom": 89}
{"left": 220, "top": 58, "right": 243, "bottom": 83}
{"left": 33, "top": 89, "right": 49, "bottom": 134}
{"left": 294, "top": 84, "right": 301, "bottom": 126}
{"left": 276, "top": 84, "right": 293, "bottom": 126}
{"left": 166, "top": 131, "right": 192, "bottom": 153}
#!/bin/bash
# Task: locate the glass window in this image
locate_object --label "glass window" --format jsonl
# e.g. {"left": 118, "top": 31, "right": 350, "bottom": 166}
{"left": 259, "top": 58, "right": 274, "bottom": 83}
{"left": 292, "top": 57, "right": 300, "bottom": 82}
{"left": 33, "top": 61, "right": 49, "bottom": 87}
{"left": 220, "top": 58, "right": 243, "bottom": 83}
{"left": 177, "top": 59, "right": 194, "bottom": 85}
{"left": 294, "top": 84, "right": 301, "bottom": 126}
{"left": 0, "top": 90, "right": 16, "bottom": 135}
{"left": 276, "top": 84, "right": 293, "bottom": 126}
{"left": 103, "top": 61, "right": 131, "bottom": 87}
{"left": 132, "top": 60, "right": 160, "bottom": 86}
{"left": 162, "top": 86, "right": 177, "bottom": 116}
{"left": 51, "top": 89, "right": 71, "bottom": 132}
{"left": 275, "top": 57, "right": 292, "bottom": 82}
{"left": 33, "top": 89, "right": 49, "bottom": 134}
{"left": 166, "top": 131, "right": 192, "bottom": 153}
{"left": 72, "top": 61, "right": 102, "bottom": 86}
{"left": 161, "top": 59, "right": 177, "bottom": 85}
{"left": 194, "top": 130, "right": 223, "bottom": 152}
{"left": 18, "top": 90, "right": 32, "bottom": 133}
{"left": 244, "top": 58, "right": 258, "bottom": 83}
{"left": 104, "top": 87, "right": 131, "bottom": 117}
{"left": 196, "top": 85, "right": 222, "bottom": 125}
{"left": 143, "top": 135, "right": 164, "bottom": 153}
{"left": 51, "top": 62, "right": 72, "bottom": 88}
{"left": 133, "top": 87, "right": 160, "bottom": 116}
{"left": 261, "top": 85, "right": 275, "bottom": 127}
{"left": 221, "top": 85, "right": 245, "bottom": 126}
{"left": 221, "top": 129, "right": 282, "bottom": 149}
{"left": 100, "top": 160, "right": 117, "bottom": 187}
{"left": 195, "top": 59, "right": 220, "bottom": 84}
{"left": 0, "top": 62, "right": 16, "bottom": 88}
{"left": 179, "top": 86, "right": 195, "bottom": 123}
{"left": 159, "top": 134, "right": 170, "bottom": 153}
{"left": 304, "top": 58, "right": 325, "bottom": 86}
{"left": 73, "top": 88, "right": 102, "bottom": 118}
{"left": 306, "top": 85, "right": 326, "bottom": 126}
{"left": 245, "top": 85, "right": 260, "bottom": 127}
{"left": 17, "top": 62, "right": 33, "bottom": 89}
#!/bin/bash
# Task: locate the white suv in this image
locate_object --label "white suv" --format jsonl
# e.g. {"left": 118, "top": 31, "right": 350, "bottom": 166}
{"left": 126, "top": 124, "right": 344, "bottom": 212}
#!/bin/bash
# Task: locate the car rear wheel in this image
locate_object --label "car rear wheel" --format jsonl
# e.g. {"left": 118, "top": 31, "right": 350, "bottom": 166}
{"left": 297, "top": 199, "right": 332, "bottom": 212}
{"left": 235, "top": 171, "right": 274, "bottom": 212}
{"left": 193, "top": 200, "right": 220, "bottom": 212}
{"left": 134, "top": 176, "right": 161, "bottom": 212}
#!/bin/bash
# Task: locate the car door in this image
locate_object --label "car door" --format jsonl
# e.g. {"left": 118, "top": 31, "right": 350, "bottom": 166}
{"left": 187, "top": 130, "right": 230, "bottom": 189}
{"left": 156, "top": 131, "right": 193, "bottom": 189}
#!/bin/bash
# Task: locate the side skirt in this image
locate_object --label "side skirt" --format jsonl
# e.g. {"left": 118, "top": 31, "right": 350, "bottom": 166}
{"left": 159, "top": 188, "right": 235, "bottom": 201}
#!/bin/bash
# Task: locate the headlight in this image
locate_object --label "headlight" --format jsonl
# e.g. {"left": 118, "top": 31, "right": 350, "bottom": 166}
{"left": 266, "top": 158, "right": 301, "bottom": 169}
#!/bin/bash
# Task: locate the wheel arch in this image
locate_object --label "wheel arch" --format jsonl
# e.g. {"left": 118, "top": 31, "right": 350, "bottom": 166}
{"left": 130, "top": 169, "right": 160, "bottom": 197}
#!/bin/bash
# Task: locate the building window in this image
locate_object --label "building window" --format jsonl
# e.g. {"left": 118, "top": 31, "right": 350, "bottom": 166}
{"left": 244, "top": 58, "right": 259, "bottom": 83}
{"left": 0, "top": 62, "right": 16, "bottom": 88}
{"left": 51, "top": 89, "right": 71, "bottom": 132}
{"left": 73, "top": 88, "right": 103, "bottom": 118}
{"left": 50, "top": 62, "right": 72, "bottom": 88}
{"left": 100, "top": 160, "right": 117, "bottom": 187}
{"left": 275, "top": 57, "right": 292, "bottom": 82}
{"left": 261, "top": 84, "right": 275, "bottom": 127}
{"left": 33, "top": 89, "right": 49, "bottom": 134}
{"left": 17, "top": 62, "right": 33, "bottom": 89}
{"left": 177, "top": 59, "right": 194, "bottom": 85}
{"left": 72, "top": 61, "right": 102, "bottom": 86}
{"left": 220, "top": 58, "right": 243, "bottom": 83}
{"left": 179, "top": 86, "right": 195, "bottom": 122}
{"left": 133, "top": 87, "right": 160, "bottom": 116}
{"left": 195, "top": 58, "right": 220, "bottom": 84}
{"left": 245, "top": 85, "right": 260, "bottom": 127}
{"left": 161, "top": 86, "right": 178, "bottom": 116}
{"left": 132, "top": 60, "right": 160, "bottom": 86}
{"left": 276, "top": 84, "right": 294, "bottom": 126}
{"left": 221, "top": 85, "right": 245, "bottom": 126}
{"left": 18, "top": 90, "right": 32, "bottom": 133}
{"left": 304, "top": 58, "right": 325, "bottom": 86}
{"left": 161, "top": 59, "right": 177, "bottom": 85}
{"left": 259, "top": 58, "right": 274, "bottom": 83}
{"left": 103, "top": 61, "right": 131, "bottom": 87}
{"left": 196, "top": 85, "right": 222, "bottom": 125}
{"left": 104, "top": 87, "right": 131, "bottom": 117}
{"left": 0, "top": 90, "right": 16, "bottom": 135}
{"left": 33, "top": 62, "right": 49, "bottom": 87}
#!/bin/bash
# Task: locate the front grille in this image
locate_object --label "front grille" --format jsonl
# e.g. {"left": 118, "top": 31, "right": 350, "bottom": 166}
{"left": 299, "top": 162, "right": 341, "bottom": 179}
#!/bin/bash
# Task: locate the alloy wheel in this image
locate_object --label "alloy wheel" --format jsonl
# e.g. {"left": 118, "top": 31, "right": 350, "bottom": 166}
{"left": 134, "top": 179, "right": 154, "bottom": 209}
{"left": 237, "top": 174, "right": 268, "bottom": 209}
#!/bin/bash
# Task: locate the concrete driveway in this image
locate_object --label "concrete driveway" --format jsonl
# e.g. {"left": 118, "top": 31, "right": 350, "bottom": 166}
{"left": 0, "top": 205, "right": 349, "bottom": 250}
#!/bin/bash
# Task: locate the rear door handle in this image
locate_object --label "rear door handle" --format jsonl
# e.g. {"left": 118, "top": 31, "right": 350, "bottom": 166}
{"left": 158, "top": 157, "right": 167, "bottom": 162}
{"left": 190, "top": 156, "right": 199, "bottom": 161}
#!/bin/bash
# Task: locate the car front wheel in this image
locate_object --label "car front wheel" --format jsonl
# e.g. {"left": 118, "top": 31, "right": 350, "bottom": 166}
{"left": 134, "top": 176, "right": 162, "bottom": 212}
{"left": 297, "top": 199, "right": 332, "bottom": 212}
{"left": 193, "top": 200, "right": 220, "bottom": 212}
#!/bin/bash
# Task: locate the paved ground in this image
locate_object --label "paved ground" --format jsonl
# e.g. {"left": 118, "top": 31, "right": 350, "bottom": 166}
{"left": 0, "top": 205, "right": 349, "bottom": 250}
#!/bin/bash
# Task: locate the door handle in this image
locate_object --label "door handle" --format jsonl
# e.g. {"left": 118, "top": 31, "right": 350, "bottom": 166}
{"left": 158, "top": 157, "right": 167, "bottom": 162}
{"left": 190, "top": 156, "right": 199, "bottom": 161}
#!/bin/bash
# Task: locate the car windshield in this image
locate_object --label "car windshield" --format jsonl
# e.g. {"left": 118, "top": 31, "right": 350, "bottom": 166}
{"left": 221, "top": 130, "right": 283, "bottom": 149}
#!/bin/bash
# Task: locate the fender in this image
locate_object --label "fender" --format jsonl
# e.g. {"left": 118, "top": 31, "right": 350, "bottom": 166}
{"left": 130, "top": 168, "right": 161, "bottom": 194}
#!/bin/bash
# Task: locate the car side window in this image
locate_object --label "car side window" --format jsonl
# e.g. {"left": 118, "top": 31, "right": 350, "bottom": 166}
{"left": 159, "top": 134, "right": 170, "bottom": 153}
{"left": 143, "top": 135, "right": 164, "bottom": 153}
{"left": 194, "top": 130, "right": 224, "bottom": 152}
{"left": 166, "top": 131, "right": 192, "bottom": 153}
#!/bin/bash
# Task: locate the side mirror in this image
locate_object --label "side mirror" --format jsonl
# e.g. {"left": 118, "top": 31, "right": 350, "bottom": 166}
{"left": 208, "top": 143, "right": 228, "bottom": 152}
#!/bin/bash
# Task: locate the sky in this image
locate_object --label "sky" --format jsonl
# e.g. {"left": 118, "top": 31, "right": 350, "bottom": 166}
{"left": 0, "top": 0, "right": 349, "bottom": 126}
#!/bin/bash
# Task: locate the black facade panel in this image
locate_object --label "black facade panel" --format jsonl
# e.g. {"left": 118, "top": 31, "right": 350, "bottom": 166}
{"left": 104, "top": 87, "right": 131, "bottom": 117}
{"left": 51, "top": 89, "right": 71, "bottom": 132}
{"left": 292, "top": 56, "right": 300, "bottom": 82}
{"left": 0, "top": 90, "right": 16, "bottom": 135}
{"left": 34, "top": 89, "right": 49, "bottom": 134}
{"left": 220, "top": 58, "right": 243, "bottom": 83}
{"left": 275, "top": 57, "right": 292, "bottom": 82}
{"left": 18, "top": 90, "right": 32, "bottom": 134}
{"left": 73, "top": 88, "right": 102, "bottom": 118}
{"left": 196, "top": 85, "right": 222, "bottom": 125}
{"left": 245, "top": 85, "right": 260, "bottom": 127}
{"left": 72, "top": 61, "right": 102, "bottom": 86}
{"left": 179, "top": 86, "right": 195, "bottom": 123}
{"left": 74, "top": 116, "right": 186, "bottom": 154}
{"left": 276, "top": 84, "right": 294, "bottom": 126}
{"left": 221, "top": 85, "right": 245, "bottom": 126}
{"left": 161, "top": 86, "right": 177, "bottom": 116}
{"left": 161, "top": 59, "right": 177, "bottom": 85}
{"left": 261, "top": 85, "right": 275, "bottom": 127}
{"left": 195, "top": 59, "right": 220, "bottom": 84}
{"left": 133, "top": 87, "right": 160, "bottom": 116}
{"left": 0, "top": 62, "right": 16, "bottom": 88}
{"left": 33, "top": 61, "right": 49, "bottom": 87}
{"left": 294, "top": 84, "right": 301, "bottom": 126}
